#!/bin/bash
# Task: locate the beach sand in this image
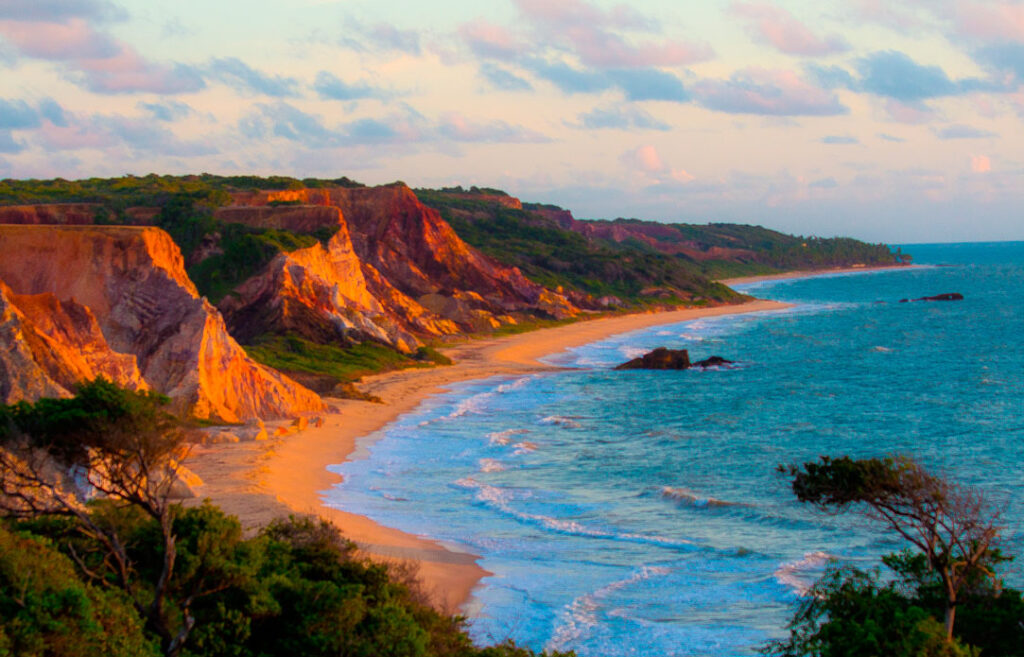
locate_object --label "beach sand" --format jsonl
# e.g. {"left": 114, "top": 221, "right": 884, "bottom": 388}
{"left": 186, "top": 298, "right": 792, "bottom": 613}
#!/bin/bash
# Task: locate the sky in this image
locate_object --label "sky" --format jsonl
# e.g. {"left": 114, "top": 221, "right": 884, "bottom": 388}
{"left": 1, "top": 0, "right": 1023, "bottom": 242}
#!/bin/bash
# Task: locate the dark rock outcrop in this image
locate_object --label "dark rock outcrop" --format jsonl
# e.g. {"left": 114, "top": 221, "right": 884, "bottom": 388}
{"left": 615, "top": 347, "right": 691, "bottom": 370}
{"left": 899, "top": 293, "right": 964, "bottom": 303}
{"left": 692, "top": 356, "right": 735, "bottom": 368}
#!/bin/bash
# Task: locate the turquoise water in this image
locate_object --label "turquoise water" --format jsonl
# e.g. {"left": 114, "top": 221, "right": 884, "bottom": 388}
{"left": 329, "top": 242, "right": 1024, "bottom": 656}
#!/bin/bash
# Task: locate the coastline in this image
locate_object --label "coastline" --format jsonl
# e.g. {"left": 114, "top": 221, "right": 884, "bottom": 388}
{"left": 718, "top": 263, "right": 909, "bottom": 287}
{"left": 187, "top": 297, "right": 792, "bottom": 612}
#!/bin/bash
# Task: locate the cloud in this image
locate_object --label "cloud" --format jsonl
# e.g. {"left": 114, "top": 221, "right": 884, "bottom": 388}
{"left": 878, "top": 132, "right": 906, "bottom": 142}
{"left": 459, "top": 20, "right": 527, "bottom": 59}
{"left": 479, "top": 63, "right": 533, "bottom": 91}
{"left": 526, "top": 58, "right": 612, "bottom": 94}
{"left": 314, "top": 71, "right": 388, "bottom": 100}
{"left": 0, "top": 12, "right": 204, "bottom": 95}
{"left": 607, "top": 68, "right": 688, "bottom": 101}
{"left": 437, "top": 113, "right": 549, "bottom": 143}
{"left": 575, "top": 105, "right": 670, "bottom": 130}
{"left": 207, "top": 57, "right": 298, "bottom": 97}
{"left": 620, "top": 144, "right": 694, "bottom": 184}
{"left": 241, "top": 102, "right": 339, "bottom": 146}
{"left": 821, "top": 135, "right": 859, "bottom": 144}
{"left": 809, "top": 177, "right": 839, "bottom": 188}
{"left": 0, "top": 0, "right": 125, "bottom": 22}
{"left": 33, "top": 109, "right": 214, "bottom": 156}
{"left": 732, "top": 3, "right": 848, "bottom": 56}
{"left": 368, "top": 23, "right": 422, "bottom": 55}
{"left": 976, "top": 43, "right": 1024, "bottom": 82}
{"left": 138, "top": 100, "right": 193, "bottom": 122}
{"left": 933, "top": 124, "right": 997, "bottom": 139}
{"left": 0, "top": 99, "right": 41, "bottom": 129}
{"left": 622, "top": 144, "right": 665, "bottom": 172}
{"left": 512, "top": 0, "right": 713, "bottom": 68}
{"left": 971, "top": 154, "right": 992, "bottom": 172}
{"left": 0, "top": 131, "right": 24, "bottom": 153}
{"left": 856, "top": 51, "right": 996, "bottom": 101}
{"left": 693, "top": 68, "right": 847, "bottom": 116}
{"left": 953, "top": 2, "right": 1024, "bottom": 43}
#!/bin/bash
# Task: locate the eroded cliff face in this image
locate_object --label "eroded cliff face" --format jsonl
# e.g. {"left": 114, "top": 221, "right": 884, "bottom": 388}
{"left": 0, "top": 203, "right": 99, "bottom": 225}
{"left": 329, "top": 184, "right": 577, "bottom": 322}
{"left": 0, "top": 226, "right": 323, "bottom": 421}
{"left": 218, "top": 223, "right": 422, "bottom": 351}
{"left": 211, "top": 184, "right": 575, "bottom": 342}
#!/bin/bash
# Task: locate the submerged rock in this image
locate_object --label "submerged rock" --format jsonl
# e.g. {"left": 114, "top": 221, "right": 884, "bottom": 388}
{"left": 692, "top": 356, "right": 735, "bottom": 368}
{"left": 614, "top": 347, "right": 691, "bottom": 370}
{"left": 899, "top": 292, "right": 964, "bottom": 303}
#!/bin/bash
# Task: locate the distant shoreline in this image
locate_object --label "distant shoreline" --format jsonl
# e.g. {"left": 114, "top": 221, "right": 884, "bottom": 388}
{"left": 185, "top": 265, "right": 904, "bottom": 614}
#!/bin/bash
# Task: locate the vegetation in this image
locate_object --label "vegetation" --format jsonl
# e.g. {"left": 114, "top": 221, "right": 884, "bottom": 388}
{"left": 416, "top": 189, "right": 897, "bottom": 304}
{"left": 0, "top": 382, "right": 572, "bottom": 657}
{"left": 245, "top": 334, "right": 445, "bottom": 396}
{"left": 767, "top": 455, "right": 1023, "bottom": 656}
{"left": 415, "top": 190, "right": 740, "bottom": 304}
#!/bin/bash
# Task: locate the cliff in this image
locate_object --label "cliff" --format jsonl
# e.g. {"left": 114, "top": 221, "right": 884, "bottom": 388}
{"left": 208, "top": 184, "right": 576, "bottom": 345}
{"left": 0, "top": 225, "right": 323, "bottom": 421}
{"left": 0, "top": 203, "right": 99, "bottom": 225}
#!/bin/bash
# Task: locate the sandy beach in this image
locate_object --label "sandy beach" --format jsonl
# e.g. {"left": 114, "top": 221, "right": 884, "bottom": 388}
{"left": 187, "top": 298, "right": 791, "bottom": 612}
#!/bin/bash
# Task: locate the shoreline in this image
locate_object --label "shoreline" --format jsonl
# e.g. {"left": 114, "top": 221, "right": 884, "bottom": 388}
{"left": 718, "top": 263, "right": 909, "bottom": 287}
{"left": 188, "top": 267, "right": 906, "bottom": 614}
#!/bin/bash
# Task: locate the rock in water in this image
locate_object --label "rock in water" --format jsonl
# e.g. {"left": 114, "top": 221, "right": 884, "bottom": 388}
{"left": 898, "top": 292, "right": 964, "bottom": 303}
{"left": 692, "top": 356, "right": 735, "bottom": 368}
{"left": 615, "top": 347, "right": 691, "bottom": 370}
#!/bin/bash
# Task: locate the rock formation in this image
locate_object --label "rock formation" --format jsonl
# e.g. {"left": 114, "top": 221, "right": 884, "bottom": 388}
{"left": 615, "top": 347, "right": 692, "bottom": 370}
{"left": 209, "top": 183, "right": 577, "bottom": 344}
{"left": 0, "top": 225, "right": 323, "bottom": 421}
{"left": 692, "top": 356, "right": 735, "bottom": 368}
{"left": 0, "top": 203, "right": 99, "bottom": 225}
{"left": 899, "top": 293, "right": 964, "bottom": 303}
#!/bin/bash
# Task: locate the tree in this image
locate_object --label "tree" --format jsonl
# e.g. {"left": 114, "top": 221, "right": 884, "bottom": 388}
{"left": 780, "top": 455, "right": 1003, "bottom": 643}
{"left": 0, "top": 379, "right": 204, "bottom": 657}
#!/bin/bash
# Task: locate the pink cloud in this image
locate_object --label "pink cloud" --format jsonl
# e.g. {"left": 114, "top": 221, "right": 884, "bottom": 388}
{"left": 0, "top": 15, "right": 203, "bottom": 94}
{"left": 0, "top": 18, "right": 117, "bottom": 59}
{"left": 459, "top": 20, "right": 527, "bottom": 59}
{"left": 883, "top": 99, "right": 936, "bottom": 124}
{"left": 513, "top": 0, "right": 713, "bottom": 68}
{"left": 732, "top": 3, "right": 848, "bottom": 56}
{"left": 954, "top": 1, "right": 1024, "bottom": 42}
{"left": 693, "top": 68, "right": 847, "bottom": 116}
{"left": 971, "top": 154, "right": 992, "bottom": 173}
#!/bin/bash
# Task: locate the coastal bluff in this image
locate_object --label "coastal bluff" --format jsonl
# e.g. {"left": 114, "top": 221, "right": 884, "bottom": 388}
{"left": 0, "top": 225, "right": 323, "bottom": 421}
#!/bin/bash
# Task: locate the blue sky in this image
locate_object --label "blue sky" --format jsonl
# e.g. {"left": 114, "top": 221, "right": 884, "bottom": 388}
{"left": 1, "top": 0, "right": 1023, "bottom": 241}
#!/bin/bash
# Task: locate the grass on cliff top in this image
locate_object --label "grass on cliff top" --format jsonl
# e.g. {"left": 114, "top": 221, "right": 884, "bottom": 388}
{"left": 247, "top": 335, "right": 450, "bottom": 390}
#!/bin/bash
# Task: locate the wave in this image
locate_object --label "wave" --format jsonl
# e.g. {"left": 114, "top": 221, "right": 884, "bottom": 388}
{"left": 479, "top": 458, "right": 506, "bottom": 473}
{"left": 455, "top": 478, "right": 695, "bottom": 549}
{"left": 496, "top": 376, "right": 536, "bottom": 393}
{"left": 539, "top": 415, "right": 583, "bottom": 429}
{"left": 871, "top": 346, "right": 893, "bottom": 353}
{"left": 419, "top": 391, "right": 495, "bottom": 426}
{"left": 513, "top": 441, "right": 538, "bottom": 454}
{"left": 546, "top": 565, "right": 673, "bottom": 652}
{"left": 660, "top": 486, "right": 740, "bottom": 508}
{"left": 774, "top": 551, "right": 835, "bottom": 596}
{"left": 487, "top": 428, "right": 530, "bottom": 445}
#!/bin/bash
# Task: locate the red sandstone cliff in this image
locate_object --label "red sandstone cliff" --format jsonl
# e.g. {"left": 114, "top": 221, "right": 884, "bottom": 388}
{"left": 211, "top": 184, "right": 576, "bottom": 340}
{"left": 0, "top": 226, "right": 323, "bottom": 421}
{"left": 0, "top": 203, "right": 100, "bottom": 225}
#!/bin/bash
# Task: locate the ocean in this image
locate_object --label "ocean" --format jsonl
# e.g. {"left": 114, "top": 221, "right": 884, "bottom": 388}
{"left": 328, "top": 242, "right": 1024, "bottom": 656}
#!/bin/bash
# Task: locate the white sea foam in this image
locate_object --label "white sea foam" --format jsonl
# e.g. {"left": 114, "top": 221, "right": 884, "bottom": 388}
{"left": 478, "top": 458, "right": 506, "bottom": 473}
{"left": 486, "top": 428, "right": 529, "bottom": 445}
{"left": 455, "top": 478, "right": 693, "bottom": 548}
{"left": 619, "top": 346, "right": 648, "bottom": 360}
{"left": 539, "top": 415, "right": 583, "bottom": 429}
{"left": 512, "top": 441, "right": 538, "bottom": 454}
{"left": 419, "top": 391, "right": 495, "bottom": 426}
{"left": 871, "top": 346, "right": 893, "bottom": 352}
{"left": 496, "top": 376, "right": 535, "bottom": 393}
{"left": 774, "top": 551, "right": 835, "bottom": 596}
{"left": 546, "top": 566, "right": 673, "bottom": 652}
{"left": 660, "top": 486, "right": 738, "bottom": 508}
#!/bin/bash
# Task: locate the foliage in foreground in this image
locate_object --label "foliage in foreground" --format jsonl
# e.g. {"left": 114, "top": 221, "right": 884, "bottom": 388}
{"left": 767, "top": 455, "right": 1024, "bottom": 657}
{"left": 0, "top": 383, "right": 570, "bottom": 657}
